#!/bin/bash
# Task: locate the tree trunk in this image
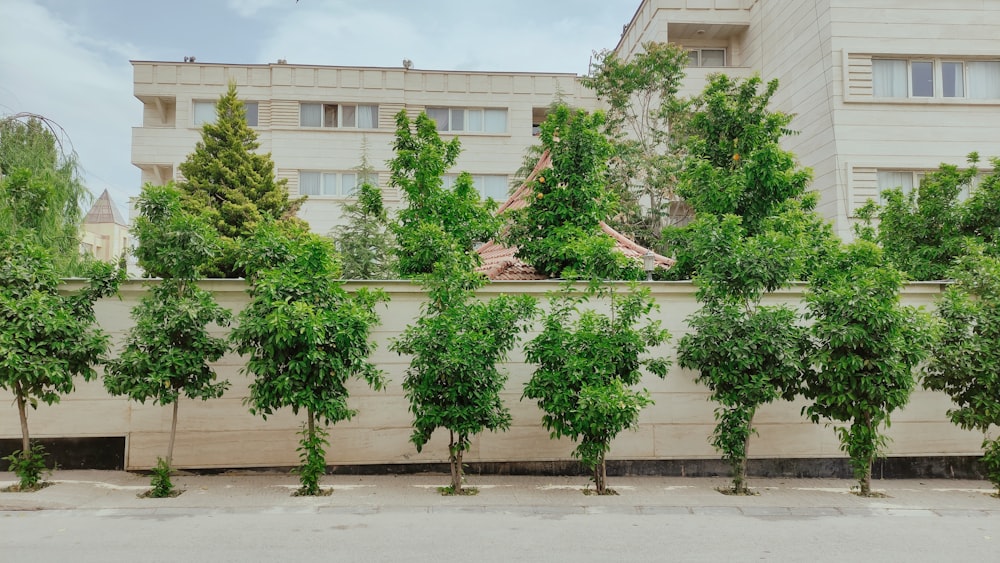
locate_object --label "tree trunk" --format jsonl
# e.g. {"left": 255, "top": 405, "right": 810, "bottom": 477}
{"left": 594, "top": 455, "right": 607, "bottom": 495}
{"left": 166, "top": 399, "right": 179, "bottom": 467}
{"left": 735, "top": 409, "right": 755, "bottom": 494}
{"left": 861, "top": 462, "right": 872, "bottom": 496}
{"left": 14, "top": 381, "right": 30, "bottom": 455}
{"left": 449, "top": 430, "right": 463, "bottom": 494}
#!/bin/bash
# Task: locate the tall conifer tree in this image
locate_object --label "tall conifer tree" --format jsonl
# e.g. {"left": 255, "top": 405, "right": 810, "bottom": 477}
{"left": 178, "top": 82, "right": 302, "bottom": 278}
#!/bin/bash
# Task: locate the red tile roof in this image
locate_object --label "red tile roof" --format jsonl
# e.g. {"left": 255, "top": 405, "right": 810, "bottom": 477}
{"left": 475, "top": 149, "right": 675, "bottom": 280}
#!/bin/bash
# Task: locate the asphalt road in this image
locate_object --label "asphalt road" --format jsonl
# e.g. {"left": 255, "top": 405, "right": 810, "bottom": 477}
{"left": 3, "top": 505, "right": 996, "bottom": 562}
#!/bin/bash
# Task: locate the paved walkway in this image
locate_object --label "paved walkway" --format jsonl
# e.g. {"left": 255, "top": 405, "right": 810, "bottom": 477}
{"left": 2, "top": 470, "right": 998, "bottom": 516}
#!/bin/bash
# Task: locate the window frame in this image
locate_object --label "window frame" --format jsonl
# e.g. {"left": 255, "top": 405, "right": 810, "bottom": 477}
{"left": 299, "top": 102, "right": 379, "bottom": 129}
{"left": 426, "top": 107, "right": 508, "bottom": 134}
{"left": 298, "top": 170, "right": 375, "bottom": 197}
{"left": 443, "top": 173, "right": 509, "bottom": 201}
{"left": 685, "top": 48, "right": 726, "bottom": 68}
{"left": 872, "top": 57, "right": 1000, "bottom": 100}
{"left": 192, "top": 99, "right": 259, "bottom": 127}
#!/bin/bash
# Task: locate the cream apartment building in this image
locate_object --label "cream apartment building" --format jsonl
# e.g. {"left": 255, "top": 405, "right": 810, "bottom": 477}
{"left": 131, "top": 62, "right": 599, "bottom": 234}
{"left": 131, "top": 0, "right": 1000, "bottom": 240}
{"left": 618, "top": 0, "right": 1000, "bottom": 238}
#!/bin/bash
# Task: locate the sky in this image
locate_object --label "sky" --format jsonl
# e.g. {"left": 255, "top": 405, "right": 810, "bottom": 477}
{"left": 0, "top": 0, "right": 640, "bottom": 218}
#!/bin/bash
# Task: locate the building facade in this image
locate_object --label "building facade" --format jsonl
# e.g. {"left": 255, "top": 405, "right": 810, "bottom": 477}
{"left": 617, "top": 0, "right": 1000, "bottom": 238}
{"left": 131, "top": 62, "right": 599, "bottom": 234}
{"left": 130, "top": 1, "right": 1000, "bottom": 240}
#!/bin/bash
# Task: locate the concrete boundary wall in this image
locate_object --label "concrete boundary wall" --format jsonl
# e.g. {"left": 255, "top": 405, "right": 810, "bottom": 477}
{"left": 1, "top": 279, "right": 980, "bottom": 471}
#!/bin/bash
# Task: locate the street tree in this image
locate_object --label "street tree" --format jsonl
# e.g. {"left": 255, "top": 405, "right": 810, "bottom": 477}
{"left": 676, "top": 209, "right": 823, "bottom": 494}
{"left": 803, "top": 241, "right": 933, "bottom": 496}
{"left": 391, "top": 255, "right": 535, "bottom": 494}
{"left": 925, "top": 244, "right": 1000, "bottom": 495}
{"left": 389, "top": 110, "right": 502, "bottom": 277}
{"left": 581, "top": 41, "right": 690, "bottom": 246}
{"left": 104, "top": 184, "right": 231, "bottom": 495}
{"left": 178, "top": 82, "right": 303, "bottom": 278}
{"left": 231, "top": 221, "right": 387, "bottom": 496}
{"left": 523, "top": 283, "right": 670, "bottom": 495}
{"left": 0, "top": 234, "right": 122, "bottom": 490}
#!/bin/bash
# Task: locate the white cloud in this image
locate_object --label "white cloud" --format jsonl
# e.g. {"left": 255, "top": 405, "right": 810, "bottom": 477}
{"left": 0, "top": 0, "right": 142, "bottom": 214}
{"left": 226, "top": 0, "right": 288, "bottom": 18}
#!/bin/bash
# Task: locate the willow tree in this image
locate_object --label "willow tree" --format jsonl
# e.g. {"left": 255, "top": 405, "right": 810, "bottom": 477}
{"left": 0, "top": 114, "right": 91, "bottom": 275}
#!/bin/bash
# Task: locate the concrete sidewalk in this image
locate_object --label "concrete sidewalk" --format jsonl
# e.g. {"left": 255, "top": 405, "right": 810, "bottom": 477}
{"left": 2, "top": 470, "right": 998, "bottom": 516}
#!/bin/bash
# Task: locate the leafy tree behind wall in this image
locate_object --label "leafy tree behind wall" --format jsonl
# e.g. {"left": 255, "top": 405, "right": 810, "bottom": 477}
{"left": 232, "top": 221, "right": 387, "bottom": 496}
{"left": 803, "top": 241, "right": 933, "bottom": 496}
{"left": 581, "top": 41, "right": 690, "bottom": 247}
{"left": 0, "top": 233, "right": 122, "bottom": 489}
{"left": 523, "top": 283, "right": 671, "bottom": 495}
{"left": 505, "top": 104, "right": 642, "bottom": 280}
{"left": 389, "top": 110, "right": 502, "bottom": 277}
{"left": 104, "top": 184, "right": 232, "bottom": 474}
{"left": 925, "top": 244, "right": 1000, "bottom": 495}
{"left": 330, "top": 146, "right": 396, "bottom": 279}
{"left": 859, "top": 153, "right": 1000, "bottom": 281}
{"left": 178, "top": 82, "right": 303, "bottom": 278}
{"left": 0, "top": 114, "right": 91, "bottom": 275}
{"left": 664, "top": 75, "right": 813, "bottom": 280}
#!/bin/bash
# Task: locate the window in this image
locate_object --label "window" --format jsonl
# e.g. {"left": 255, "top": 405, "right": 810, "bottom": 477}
{"left": 686, "top": 48, "right": 726, "bottom": 67}
{"left": 877, "top": 169, "right": 975, "bottom": 202}
{"left": 426, "top": 107, "right": 508, "bottom": 134}
{"left": 873, "top": 58, "right": 1000, "bottom": 99}
{"left": 193, "top": 100, "right": 259, "bottom": 126}
{"left": 192, "top": 101, "right": 216, "bottom": 125}
{"left": 444, "top": 174, "right": 508, "bottom": 201}
{"left": 299, "top": 171, "right": 373, "bottom": 196}
{"left": 300, "top": 103, "right": 378, "bottom": 128}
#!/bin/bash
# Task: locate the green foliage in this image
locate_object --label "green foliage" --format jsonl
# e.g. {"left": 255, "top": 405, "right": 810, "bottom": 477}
{"left": 523, "top": 283, "right": 671, "bottom": 494}
{"left": 389, "top": 110, "right": 502, "bottom": 277}
{"left": 177, "top": 82, "right": 303, "bottom": 278}
{"left": 863, "top": 153, "right": 1000, "bottom": 281}
{"left": 104, "top": 183, "right": 231, "bottom": 465}
{"left": 232, "top": 221, "right": 386, "bottom": 492}
{"left": 0, "top": 233, "right": 122, "bottom": 464}
{"left": 3, "top": 443, "right": 50, "bottom": 490}
{"left": 982, "top": 439, "right": 1000, "bottom": 497}
{"left": 925, "top": 245, "right": 1000, "bottom": 494}
{"left": 872, "top": 156, "right": 979, "bottom": 280}
{"left": 391, "top": 256, "right": 536, "bottom": 493}
{"left": 293, "top": 423, "right": 330, "bottom": 496}
{"left": 506, "top": 104, "right": 639, "bottom": 280}
{"left": 803, "top": 241, "right": 933, "bottom": 495}
{"left": 581, "top": 41, "right": 691, "bottom": 245}
{"left": 0, "top": 115, "right": 91, "bottom": 275}
{"left": 148, "top": 457, "right": 174, "bottom": 498}
{"left": 330, "top": 148, "right": 397, "bottom": 279}
{"left": 677, "top": 209, "right": 818, "bottom": 493}
{"left": 665, "top": 75, "right": 813, "bottom": 280}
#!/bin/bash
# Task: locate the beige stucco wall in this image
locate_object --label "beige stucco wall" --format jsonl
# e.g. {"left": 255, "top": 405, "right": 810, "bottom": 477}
{"left": 0, "top": 279, "right": 982, "bottom": 470}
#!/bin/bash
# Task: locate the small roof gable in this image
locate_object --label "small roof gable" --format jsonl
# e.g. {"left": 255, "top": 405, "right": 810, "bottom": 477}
{"left": 84, "top": 189, "right": 128, "bottom": 226}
